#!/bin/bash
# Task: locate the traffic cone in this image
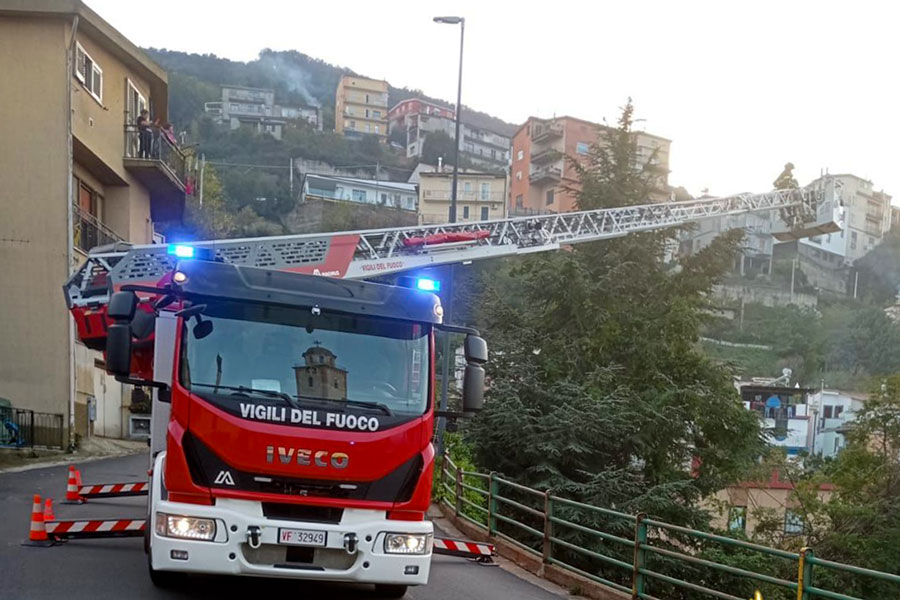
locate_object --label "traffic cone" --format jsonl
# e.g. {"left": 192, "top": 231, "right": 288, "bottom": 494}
{"left": 63, "top": 465, "right": 84, "bottom": 504}
{"left": 43, "top": 498, "right": 55, "bottom": 521}
{"left": 74, "top": 467, "right": 83, "bottom": 488}
{"left": 22, "top": 494, "right": 53, "bottom": 547}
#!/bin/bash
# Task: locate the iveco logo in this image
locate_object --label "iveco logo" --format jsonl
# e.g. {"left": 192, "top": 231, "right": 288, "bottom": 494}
{"left": 266, "top": 446, "right": 349, "bottom": 469}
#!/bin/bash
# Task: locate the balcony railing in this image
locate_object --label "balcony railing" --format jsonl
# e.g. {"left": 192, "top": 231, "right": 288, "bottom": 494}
{"left": 421, "top": 190, "right": 507, "bottom": 202}
{"left": 532, "top": 122, "right": 564, "bottom": 143}
{"left": 529, "top": 147, "right": 562, "bottom": 165}
{"left": 124, "top": 124, "right": 187, "bottom": 190}
{"left": 529, "top": 165, "right": 562, "bottom": 184}
{"left": 73, "top": 203, "right": 123, "bottom": 253}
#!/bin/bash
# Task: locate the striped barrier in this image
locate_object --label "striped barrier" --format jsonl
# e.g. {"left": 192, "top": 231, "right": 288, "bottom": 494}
{"left": 433, "top": 537, "right": 495, "bottom": 563}
{"left": 77, "top": 481, "right": 148, "bottom": 499}
{"left": 46, "top": 518, "right": 146, "bottom": 540}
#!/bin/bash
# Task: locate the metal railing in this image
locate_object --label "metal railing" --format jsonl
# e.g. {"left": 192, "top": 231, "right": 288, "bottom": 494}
{"left": 0, "top": 406, "right": 65, "bottom": 449}
{"left": 73, "top": 204, "right": 122, "bottom": 253}
{"left": 123, "top": 124, "right": 187, "bottom": 187}
{"left": 438, "top": 452, "right": 900, "bottom": 600}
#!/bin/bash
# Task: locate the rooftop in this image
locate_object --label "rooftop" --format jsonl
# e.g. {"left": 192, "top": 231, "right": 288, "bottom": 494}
{"left": 306, "top": 174, "right": 417, "bottom": 193}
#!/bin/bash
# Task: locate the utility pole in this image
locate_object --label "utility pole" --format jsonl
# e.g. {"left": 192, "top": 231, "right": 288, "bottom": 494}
{"left": 199, "top": 154, "right": 206, "bottom": 207}
{"left": 289, "top": 157, "right": 293, "bottom": 197}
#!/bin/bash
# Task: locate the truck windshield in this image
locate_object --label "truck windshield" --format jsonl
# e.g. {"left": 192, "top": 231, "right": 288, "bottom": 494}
{"left": 180, "top": 301, "right": 430, "bottom": 417}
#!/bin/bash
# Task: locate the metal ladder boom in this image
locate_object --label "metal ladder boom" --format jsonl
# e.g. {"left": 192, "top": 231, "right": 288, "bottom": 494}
{"left": 64, "top": 179, "right": 841, "bottom": 307}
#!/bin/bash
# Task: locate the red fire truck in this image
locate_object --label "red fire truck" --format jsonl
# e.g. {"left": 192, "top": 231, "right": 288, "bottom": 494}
{"left": 63, "top": 179, "right": 839, "bottom": 593}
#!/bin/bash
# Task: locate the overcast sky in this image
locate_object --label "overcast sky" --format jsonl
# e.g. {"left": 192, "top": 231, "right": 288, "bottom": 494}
{"left": 87, "top": 0, "right": 897, "bottom": 199}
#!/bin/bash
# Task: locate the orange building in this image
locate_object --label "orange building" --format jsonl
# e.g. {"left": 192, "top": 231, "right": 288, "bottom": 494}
{"left": 509, "top": 116, "right": 671, "bottom": 215}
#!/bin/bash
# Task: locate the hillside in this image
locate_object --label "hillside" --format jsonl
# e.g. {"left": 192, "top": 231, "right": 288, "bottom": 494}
{"left": 145, "top": 48, "right": 518, "bottom": 136}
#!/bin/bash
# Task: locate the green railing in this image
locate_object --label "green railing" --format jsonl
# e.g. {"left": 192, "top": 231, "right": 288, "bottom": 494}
{"left": 437, "top": 453, "right": 900, "bottom": 600}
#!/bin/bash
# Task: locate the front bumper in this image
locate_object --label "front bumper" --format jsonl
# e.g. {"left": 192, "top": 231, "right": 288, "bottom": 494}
{"left": 149, "top": 453, "right": 432, "bottom": 585}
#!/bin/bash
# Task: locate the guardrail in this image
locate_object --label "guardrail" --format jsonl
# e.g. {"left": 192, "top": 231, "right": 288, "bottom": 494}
{"left": 437, "top": 452, "right": 900, "bottom": 600}
{"left": 0, "top": 406, "right": 65, "bottom": 449}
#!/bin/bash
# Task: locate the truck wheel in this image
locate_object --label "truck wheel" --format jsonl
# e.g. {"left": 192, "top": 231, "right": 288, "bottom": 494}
{"left": 148, "top": 548, "right": 183, "bottom": 588}
{"left": 374, "top": 584, "right": 408, "bottom": 598}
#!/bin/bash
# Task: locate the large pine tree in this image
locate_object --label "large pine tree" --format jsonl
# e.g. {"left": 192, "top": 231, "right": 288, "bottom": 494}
{"left": 466, "top": 100, "right": 763, "bottom": 528}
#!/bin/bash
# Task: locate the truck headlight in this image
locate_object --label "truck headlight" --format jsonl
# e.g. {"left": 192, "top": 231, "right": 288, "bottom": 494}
{"left": 155, "top": 512, "right": 216, "bottom": 541}
{"left": 384, "top": 533, "right": 432, "bottom": 555}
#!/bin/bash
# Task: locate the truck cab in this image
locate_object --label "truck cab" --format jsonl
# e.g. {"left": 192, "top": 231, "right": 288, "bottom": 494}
{"left": 93, "top": 256, "right": 487, "bottom": 595}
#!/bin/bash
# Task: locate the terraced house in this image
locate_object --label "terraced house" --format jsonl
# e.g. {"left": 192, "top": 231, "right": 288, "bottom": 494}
{"left": 0, "top": 0, "right": 186, "bottom": 443}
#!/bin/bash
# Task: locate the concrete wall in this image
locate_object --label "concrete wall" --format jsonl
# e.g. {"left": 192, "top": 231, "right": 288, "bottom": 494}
{"left": 712, "top": 283, "right": 818, "bottom": 309}
{"left": 0, "top": 17, "right": 72, "bottom": 419}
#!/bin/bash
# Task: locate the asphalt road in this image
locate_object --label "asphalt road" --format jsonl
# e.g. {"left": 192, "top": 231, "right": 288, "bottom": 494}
{"left": 0, "top": 453, "right": 562, "bottom": 600}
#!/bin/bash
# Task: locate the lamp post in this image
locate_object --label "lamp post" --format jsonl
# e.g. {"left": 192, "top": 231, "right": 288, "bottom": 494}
{"left": 433, "top": 16, "right": 465, "bottom": 224}
{"left": 433, "top": 16, "right": 465, "bottom": 455}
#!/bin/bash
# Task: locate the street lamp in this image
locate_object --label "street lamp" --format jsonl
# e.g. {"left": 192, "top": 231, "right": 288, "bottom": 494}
{"left": 433, "top": 16, "right": 465, "bottom": 455}
{"left": 433, "top": 16, "right": 465, "bottom": 224}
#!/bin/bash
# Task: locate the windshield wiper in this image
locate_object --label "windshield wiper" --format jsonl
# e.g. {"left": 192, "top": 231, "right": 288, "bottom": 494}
{"left": 297, "top": 395, "right": 393, "bottom": 416}
{"left": 190, "top": 383, "right": 300, "bottom": 410}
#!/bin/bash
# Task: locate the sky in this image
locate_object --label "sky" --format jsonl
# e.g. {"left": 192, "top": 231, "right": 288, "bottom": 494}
{"left": 87, "top": 0, "right": 898, "bottom": 199}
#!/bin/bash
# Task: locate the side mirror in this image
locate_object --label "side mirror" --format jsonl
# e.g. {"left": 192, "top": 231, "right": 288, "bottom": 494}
{"left": 462, "top": 364, "right": 485, "bottom": 413}
{"left": 106, "top": 323, "right": 132, "bottom": 377}
{"left": 462, "top": 335, "right": 488, "bottom": 413}
{"left": 464, "top": 335, "right": 488, "bottom": 364}
{"left": 108, "top": 291, "right": 138, "bottom": 321}
{"left": 106, "top": 291, "right": 137, "bottom": 378}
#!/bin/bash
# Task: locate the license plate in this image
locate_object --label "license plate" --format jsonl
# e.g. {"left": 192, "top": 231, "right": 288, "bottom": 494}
{"left": 278, "top": 528, "right": 327, "bottom": 547}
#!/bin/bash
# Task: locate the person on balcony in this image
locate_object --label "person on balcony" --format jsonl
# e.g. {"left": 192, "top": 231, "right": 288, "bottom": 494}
{"left": 137, "top": 109, "right": 153, "bottom": 158}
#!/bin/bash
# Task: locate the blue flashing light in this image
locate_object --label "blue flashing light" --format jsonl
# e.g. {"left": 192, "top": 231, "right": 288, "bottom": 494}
{"left": 416, "top": 277, "right": 441, "bottom": 292}
{"left": 168, "top": 244, "right": 195, "bottom": 258}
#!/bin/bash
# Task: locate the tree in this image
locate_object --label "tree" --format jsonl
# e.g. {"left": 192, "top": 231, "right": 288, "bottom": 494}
{"left": 467, "top": 100, "right": 763, "bottom": 527}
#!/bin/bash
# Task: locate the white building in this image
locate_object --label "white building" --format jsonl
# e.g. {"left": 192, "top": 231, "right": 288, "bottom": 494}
{"left": 800, "top": 174, "right": 892, "bottom": 265}
{"left": 808, "top": 389, "right": 865, "bottom": 459}
{"left": 301, "top": 174, "right": 417, "bottom": 212}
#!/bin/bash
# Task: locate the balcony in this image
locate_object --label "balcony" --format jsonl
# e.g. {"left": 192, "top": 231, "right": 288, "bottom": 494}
{"left": 529, "top": 166, "right": 562, "bottom": 185}
{"left": 73, "top": 204, "right": 123, "bottom": 254}
{"left": 422, "top": 190, "right": 507, "bottom": 203}
{"left": 529, "top": 147, "right": 562, "bottom": 165}
{"left": 532, "top": 122, "right": 564, "bottom": 143}
{"left": 123, "top": 125, "right": 187, "bottom": 222}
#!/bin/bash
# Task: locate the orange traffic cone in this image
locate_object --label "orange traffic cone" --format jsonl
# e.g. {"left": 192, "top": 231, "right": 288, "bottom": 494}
{"left": 63, "top": 465, "right": 84, "bottom": 504}
{"left": 43, "top": 498, "right": 55, "bottom": 521}
{"left": 22, "top": 494, "right": 53, "bottom": 546}
{"left": 74, "top": 467, "right": 83, "bottom": 488}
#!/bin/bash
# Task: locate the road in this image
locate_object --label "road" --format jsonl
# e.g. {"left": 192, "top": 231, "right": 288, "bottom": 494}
{"left": 0, "top": 453, "right": 562, "bottom": 600}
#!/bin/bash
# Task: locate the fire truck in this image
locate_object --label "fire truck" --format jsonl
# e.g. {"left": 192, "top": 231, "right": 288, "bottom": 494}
{"left": 62, "top": 179, "right": 840, "bottom": 595}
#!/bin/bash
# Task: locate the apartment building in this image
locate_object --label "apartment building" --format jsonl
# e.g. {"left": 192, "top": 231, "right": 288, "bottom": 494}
{"left": 510, "top": 116, "right": 671, "bottom": 215}
{"left": 418, "top": 171, "right": 507, "bottom": 225}
{"left": 335, "top": 75, "right": 388, "bottom": 140}
{"left": 0, "top": 0, "right": 186, "bottom": 442}
{"left": 204, "top": 85, "right": 320, "bottom": 140}
{"left": 800, "top": 174, "right": 892, "bottom": 265}
{"left": 389, "top": 97, "right": 512, "bottom": 171}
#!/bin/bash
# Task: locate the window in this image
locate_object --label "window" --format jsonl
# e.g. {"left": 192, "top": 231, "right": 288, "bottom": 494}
{"left": 515, "top": 194, "right": 523, "bottom": 208}
{"left": 728, "top": 506, "right": 747, "bottom": 532}
{"left": 75, "top": 43, "right": 103, "bottom": 103}
{"left": 576, "top": 142, "right": 590, "bottom": 155}
{"left": 365, "top": 93, "right": 370, "bottom": 103}
{"left": 834, "top": 405, "right": 844, "bottom": 418}
{"left": 365, "top": 124, "right": 371, "bottom": 133}
{"left": 823, "top": 405, "right": 833, "bottom": 419}
{"left": 375, "top": 125, "right": 380, "bottom": 134}
{"left": 784, "top": 510, "right": 804, "bottom": 535}
{"left": 349, "top": 120, "right": 356, "bottom": 129}
{"left": 307, "top": 376, "right": 313, "bottom": 387}
{"left": 850, "top": 231, "right": 858, "bottom": 250}
{"left": 517, "top": 149, "right": 524, "bottom": 161}
{"left": 365, "top": 109, "right": 370, "bottom": 118}
{"left": 481, "top": 206, "right": 489, "bottom": 220}
{"left": 373, "top": 110, "right": 381, "bottom": 119}
{"left": 516, "top": 171, "right": 522, "bottom": 181}
{"left": 546, "top": 190, "right": 555, "bottom": 206}
{"left": 381, "top": 193, "right": 388, "bottom": 204}
{"left": 464, "top": 182, "right": 472, "bottom": 194}
{"left": 351, "top": 189, "right": 366, "bottom": 202}
{"left": 480, "top": 182, "right": 490, "bottom": 201}
{"left": 463, "top": 206, "right": 470, "bottom": 219}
